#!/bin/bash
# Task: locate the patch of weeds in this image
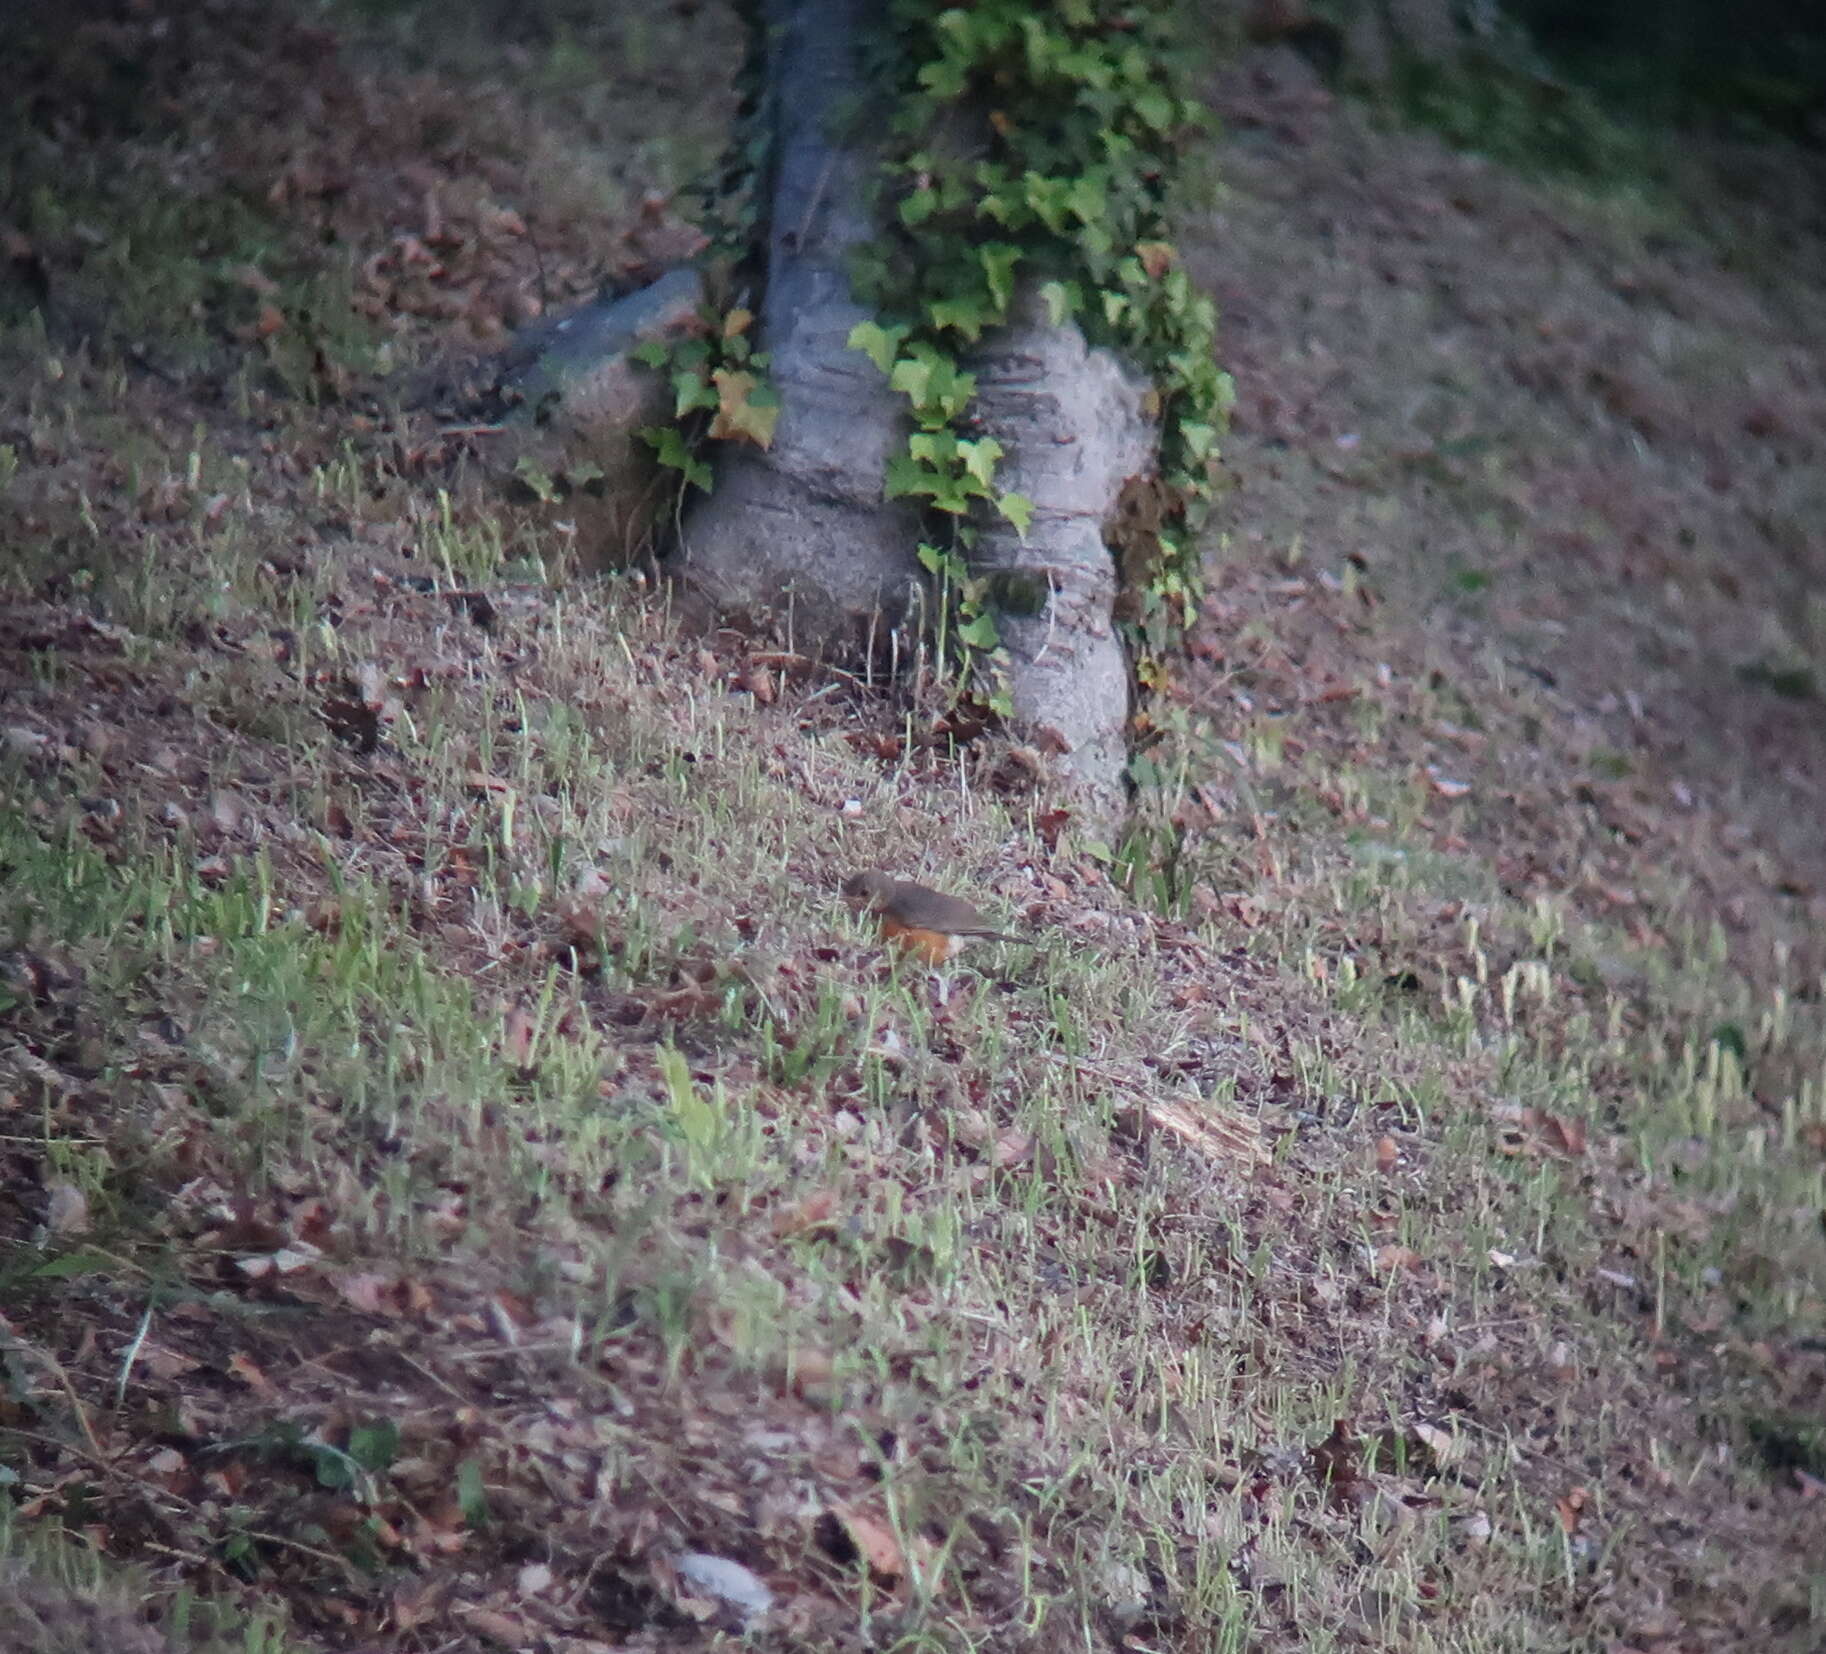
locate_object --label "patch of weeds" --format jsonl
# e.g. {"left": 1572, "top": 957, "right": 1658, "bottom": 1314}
{"left": 0, "top": 1497, "right": 302, "bottom": 1653}
{"left": 1737, "top": 658, "right": 1818, "bottom": 702}
{"left": 3, "top": 114, "right": 378, "bottom": 382}
{"left": 1385, "top": 49, "right": 1659, "bottom": 191}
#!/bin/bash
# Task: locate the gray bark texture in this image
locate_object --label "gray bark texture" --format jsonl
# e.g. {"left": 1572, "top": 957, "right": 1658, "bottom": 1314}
{"left": 968, "top": 288, "right": 1157, "bottom": 805}
{"left": 671, "top": 0, "right": 1161, "bottom": 805}
{"left": 479, "top": 268, "right": 704, "bottom": 561}
{"left": 672, "top": 0, "right": 925, "bottom": 650}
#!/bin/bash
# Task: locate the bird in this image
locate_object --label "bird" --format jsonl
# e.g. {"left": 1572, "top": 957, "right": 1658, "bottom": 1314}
{"left": 841, "top": 871, "right": 1022, "bottom": 967}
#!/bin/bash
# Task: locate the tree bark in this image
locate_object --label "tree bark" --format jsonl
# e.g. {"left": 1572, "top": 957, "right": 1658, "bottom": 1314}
{"left": 457, "top": 267, "right": 704, "bottom": 562}
{"left": 473, "top": 0, "right": 1173, "bottom": 808}
{"left": 672, "top": 0, "right": 925, "bottom": 652}
{"left": 968, "top": 288, "right": 1156, "bottom": 804}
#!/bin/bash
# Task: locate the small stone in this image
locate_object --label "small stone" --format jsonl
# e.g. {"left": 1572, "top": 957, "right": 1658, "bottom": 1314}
{"left": 674, "top": 1552, "right": 772, "bottom": 1621}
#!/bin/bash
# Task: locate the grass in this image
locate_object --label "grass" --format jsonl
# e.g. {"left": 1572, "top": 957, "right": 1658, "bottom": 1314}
{"left": 1, "top": 0, "right": 1824, "bottom": 1649}
{"left": 0, "top": 1500, "right": 301, "bottom": 1654}
{"left": 0, "top": 506, "right": 1654, "bottom": 1647}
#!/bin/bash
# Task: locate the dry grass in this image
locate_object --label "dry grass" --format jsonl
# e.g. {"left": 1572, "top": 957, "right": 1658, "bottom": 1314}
{"left": 0, "top": 6, "right": 1823, "bottom": 1653}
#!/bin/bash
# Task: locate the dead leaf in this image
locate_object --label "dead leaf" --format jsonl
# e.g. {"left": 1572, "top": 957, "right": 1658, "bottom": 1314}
{"left": 1410, "top": 1422, "right": 1461, "bottom": 1467}
{"left": 1538, "top": 1111, "right": 1587, "bottom": 1157}
{"left": 772, "top": 1189, "right": 839, "bottom": 1238}
{"left": 44, "top": 1182, "right": 90, "bottom": 1235}
{"left": 140, "top": 1344, "right": 201, "bottom": 1381}
{"left": 1308, "top": 1419, "right": 1361, "bottom": 1503}
{"left": 708, "top": 368, "right": 779, "bottom": 448}
{"left": 1115, "top": 1095, "right": 1270, "bottom": 1168}
{"left": 227, "top": 1351, "right": 276, "bottom": 1398}
{"left": 829, "top": 1501, "right": 904, "bottom": 1579}
{"left": 785, "top": 1346, "right": 836, "bottom": 1402}
{"left": 460, "top": 1606, "right": 531, "bottom": 1646}
{"left": 1555, "top": 1486, "right": 1588, "bottom": 1534}
{"left": 992, "top": 1126, "right": 1034, "bottom": 1168}
{"left": 1375, "top": 1244, "right": 1423, "bottom": 1276}
{"left": 336, "top": 1272, "right": 404, "bottom": 1316}
{"left": 1136, "top": 240, "right": 1177, "bottom": 279}
{"left": 501, "top": 1004, "right": 539, "bottom": 1068}
{"left": 674, "top": 1551, "right": 773, "bottom": 1620}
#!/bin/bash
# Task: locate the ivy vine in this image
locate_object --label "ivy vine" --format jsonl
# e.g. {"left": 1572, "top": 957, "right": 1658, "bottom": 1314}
{"left": 851, "top": 0, "right": 1232, "bottom": 685}
{"left": 632, "top": 302, "right": 779, "bottom": 494}
{"left": 643, "top": 0, "right": 1228, "bottom": 711}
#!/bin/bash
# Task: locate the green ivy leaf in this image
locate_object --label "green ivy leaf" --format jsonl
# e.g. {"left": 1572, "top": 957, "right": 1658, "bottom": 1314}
{"left": 917, "top": 57, "right": 968, "bottom": 100}
{"left": 1066, "top": 174, "right": 1106, "bottom": 223}
{"left": 847, "top": 319, "right": 907, "bottom": 374}
{"left": 997, "top": 491, "right": 1035, "bottom": 536}
{"left": 349, "top": 1419, "right": 400, "bottom": 1473}
{"left": 1038, "top": 280, "right": 1079, "bottom": 326}
{"left": 512, "top": 457, "right": 558, "bottom": 504}
{"left": 908, "top": 429, "right": 958, "bottom": 466}
{"left": 979, "top": 243, "right": 1022, "bottom": 313}
{"left": 671, "top": 370, "right": 719, "bottom": 418}
{"left": 958, "top": 611, "right": 1000, "bottom": 650}
{"left": 1024, "top": 172, "right": 1071, "bottom": 231}
{"left": 641, "top": 426, "right": 714, "bottom": 493}
{"left": 927, "top": 296, "right": 988, "bottom": 339}
{"left": 848, "top": 243, "right": 892, "bottom": 302}
{"left": 890, "top": 354, "right": 935, "bottom": 409}
{"left": 885, "top": 454, "right": 941, "bottom": 499}
{"left": 631, "top": 338, "right": 670, "bottom": 369}
{"left": 900, "top": 187, "right": 941, "bottom": 227}
{"left": 1178, "top": 420, "right": 1217, "bottom": 461}
{"left": 1132, "top": 87, "right": 1174, "bottom": 132}
{"left": 456, "top": 1459, "right": 489, "bottom": 1526}
{"left": 955, "top": 436, "right": 1003, "bottom": 488}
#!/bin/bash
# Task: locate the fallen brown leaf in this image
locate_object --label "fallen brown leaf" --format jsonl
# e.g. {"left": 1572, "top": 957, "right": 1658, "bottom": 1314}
{"left": 829, "top": 1501, "right": 904, "bottom": 1580}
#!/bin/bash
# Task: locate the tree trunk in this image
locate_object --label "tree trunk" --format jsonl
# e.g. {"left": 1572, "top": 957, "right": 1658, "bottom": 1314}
{"left": 673, "top": 0, "right": 1161, "bottom": 805}
{"left": 471, "top": 0, "right": 1172, "bottom": 809}
{"left": 672, "top": 0, "right": 925, "bottom": 653}
{"left": 968, "top": 288, "right": 1156, "bottom": 802}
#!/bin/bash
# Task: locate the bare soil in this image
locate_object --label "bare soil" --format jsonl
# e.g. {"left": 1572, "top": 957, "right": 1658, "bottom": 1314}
{"left": 1, "top": 8, "right": 1822, "bottom": 1653}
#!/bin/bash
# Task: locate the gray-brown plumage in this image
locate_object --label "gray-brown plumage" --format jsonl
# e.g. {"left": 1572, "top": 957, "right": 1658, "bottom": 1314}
{"left": 842, "top": 870, "right": 1020, "bottom": 963}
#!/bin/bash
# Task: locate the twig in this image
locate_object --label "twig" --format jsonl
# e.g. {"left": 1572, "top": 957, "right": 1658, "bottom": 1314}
{"left": 114, "top": 1303, "right": 154, "bottom": 1408}
{"left": 3, "top": 1340, "right": 103, "bottom": 1455}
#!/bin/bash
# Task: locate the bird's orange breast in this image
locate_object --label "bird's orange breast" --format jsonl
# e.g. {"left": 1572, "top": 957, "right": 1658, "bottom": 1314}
{"left": 878, "top": 913, "right": 963, "bottom": 964}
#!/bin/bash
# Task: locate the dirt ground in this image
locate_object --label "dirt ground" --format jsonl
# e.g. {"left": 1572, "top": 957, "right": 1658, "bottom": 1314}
{"left": 1, "top": 5, "right": 1823, "bottom": 1652}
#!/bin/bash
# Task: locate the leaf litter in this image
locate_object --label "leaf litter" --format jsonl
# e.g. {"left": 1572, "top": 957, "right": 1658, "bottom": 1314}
{"left": 0, "top": 5, "right": 1822, "bottom": 1654}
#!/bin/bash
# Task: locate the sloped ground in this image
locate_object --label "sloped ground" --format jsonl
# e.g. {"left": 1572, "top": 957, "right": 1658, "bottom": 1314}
{"left": 1, "top": 5, "right": 1823, "bottom": 1652}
